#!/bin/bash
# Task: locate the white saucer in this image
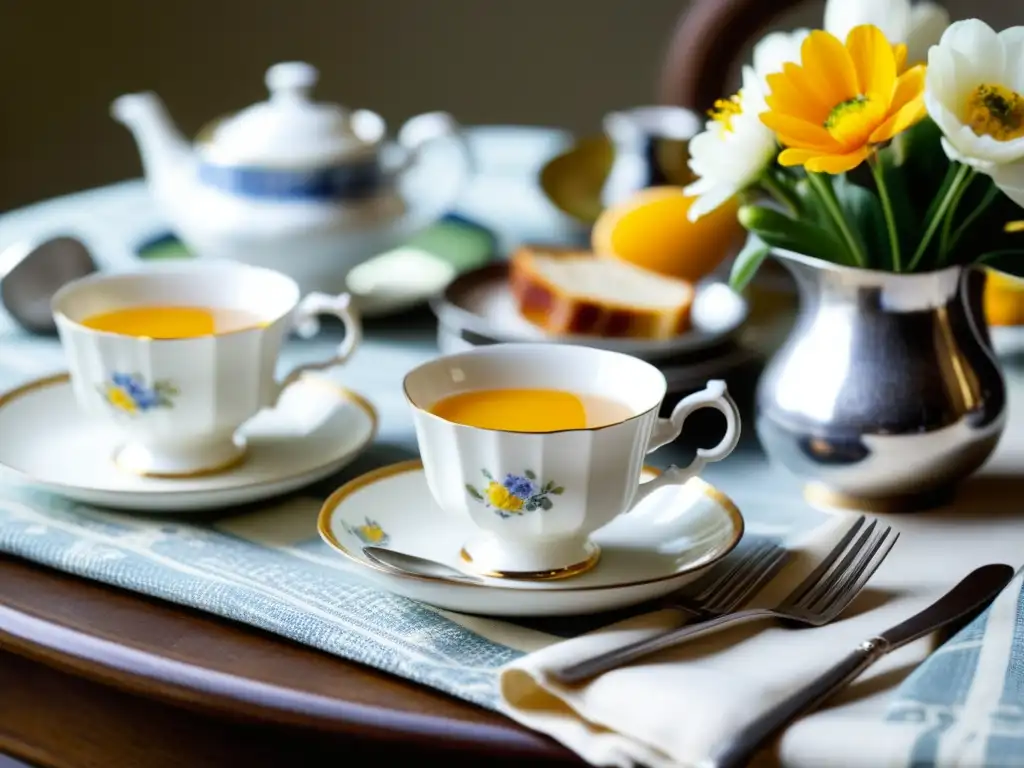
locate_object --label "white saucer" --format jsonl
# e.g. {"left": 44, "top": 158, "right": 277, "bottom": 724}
{"left": 0, "top": 373, "right": 377, "bottom": 512}
{"left": 318, "top": 461, "right": 744, "bottom": 617}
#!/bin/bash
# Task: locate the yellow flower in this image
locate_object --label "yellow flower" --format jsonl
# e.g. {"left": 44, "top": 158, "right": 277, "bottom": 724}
{"left": 105, "top": 385, "right": 137, "bottom": 413}
{"left": 486, "top": 481, "right": 523, "bottom": 513}
{"left": 356, "top": 523, "right": 386, "bottom": 543}
{"left": 760, "top": 24, "right": 927, "bottom": 173}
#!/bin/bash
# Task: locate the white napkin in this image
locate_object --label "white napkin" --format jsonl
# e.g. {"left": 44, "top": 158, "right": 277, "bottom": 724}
{"left": 498, "top": 515, "right": 902, "bottom": 768}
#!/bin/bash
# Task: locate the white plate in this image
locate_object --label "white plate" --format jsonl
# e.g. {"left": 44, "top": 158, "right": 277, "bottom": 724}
{"left": 0, "top": 374, "right": 377, "bottom": 512}
{"left": 318, "top": 461, "right": 744, "bottom": 617}
{"left": 432, "top": 263, "right": 749, "bottom": 361}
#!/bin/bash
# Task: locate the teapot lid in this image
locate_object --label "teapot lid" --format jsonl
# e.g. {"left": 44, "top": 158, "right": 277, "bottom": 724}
{"left": 199, "top": 62, "right": 385, "bottom": 168}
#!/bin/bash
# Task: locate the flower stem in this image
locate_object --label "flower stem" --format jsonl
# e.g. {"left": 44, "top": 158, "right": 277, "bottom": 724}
{"left": 907, "top": 163, "right": 972, "bottom": 272}
{"left": 760, "top": 172, "right": 801, "bottom": 217}
{"left": 869, "top": 156, "right": 901, "bottom": 272}
{"left": 807, "top": 172, "right": 866, "bottom": 268}
{"left": 938, "top": 170, "right": 981, "bottom": 262}
{"left": 946, "top": 184, "right": 999, "bottom": 256}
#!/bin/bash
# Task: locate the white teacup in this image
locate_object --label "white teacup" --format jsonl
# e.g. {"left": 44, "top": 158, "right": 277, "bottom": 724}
{"left": 404, "top": 343, "right": 741, "bottom": 579}
{"left": 52, "top": 262, "right": 361, "bottom": 477}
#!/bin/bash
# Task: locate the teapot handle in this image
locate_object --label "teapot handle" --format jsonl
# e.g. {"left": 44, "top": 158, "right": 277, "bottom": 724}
{"left": 389, "top": 112, "right": 474, "bottom": 230}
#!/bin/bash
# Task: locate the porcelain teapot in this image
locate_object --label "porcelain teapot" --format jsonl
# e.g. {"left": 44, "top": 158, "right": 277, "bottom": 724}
{"left": 112, "top": 61, "right": 473, "bottom": 294}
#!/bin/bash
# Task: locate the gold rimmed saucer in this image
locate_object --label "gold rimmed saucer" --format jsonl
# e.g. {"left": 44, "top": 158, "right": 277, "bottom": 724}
{"left": 458, "top": 544, "right": 601, "bottom": 581}
{"left": 317, "top": 460, "right": 744, "bottom": 617}
{"left": 0, "top": 373, "right": 377, "bottom": 512}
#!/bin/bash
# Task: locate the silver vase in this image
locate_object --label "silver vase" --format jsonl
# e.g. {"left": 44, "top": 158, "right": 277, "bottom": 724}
{"left": 756, "top": 251, "right": 1007, "bottom": 512}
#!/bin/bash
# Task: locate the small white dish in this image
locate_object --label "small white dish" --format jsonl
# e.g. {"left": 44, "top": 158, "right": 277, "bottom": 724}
{"left": 318, "top": 461, "right": 744, "bottom": 617}
{"left": 0, "top": 373, "right": 377, "bottom": 512}
{"left": 432, "top": 263, "right": 749, "bottom": 361}
{"left": 346, "top": 247, "right": 458, "bottom": 317}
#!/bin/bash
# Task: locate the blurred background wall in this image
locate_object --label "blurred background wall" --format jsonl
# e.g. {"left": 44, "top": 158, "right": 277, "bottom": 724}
{"left": 1, "top": 0, "right": 1016, "bottom": 212}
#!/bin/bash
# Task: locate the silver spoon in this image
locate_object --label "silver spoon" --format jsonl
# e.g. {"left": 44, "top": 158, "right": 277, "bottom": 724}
{"left": 362, "top": 546, "right": 485, "bottom": 584}
{"left": 0, "top": 235, "right": 98, "bottom": 334}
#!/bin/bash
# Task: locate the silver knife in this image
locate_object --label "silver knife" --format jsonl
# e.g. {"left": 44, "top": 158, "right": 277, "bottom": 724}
{"left": 709, "top": 563, "right": 1017, "bottom": 768}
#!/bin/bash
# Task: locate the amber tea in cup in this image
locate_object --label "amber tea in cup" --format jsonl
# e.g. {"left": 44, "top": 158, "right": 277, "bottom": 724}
{"left": 427, "top": 388, "right": 634, "bottom": 432}
{"left": 80, "top": 306, "right": 264, "bottom": 339}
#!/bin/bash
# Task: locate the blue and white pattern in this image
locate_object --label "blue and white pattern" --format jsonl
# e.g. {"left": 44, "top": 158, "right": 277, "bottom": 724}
{"left": 198, "top": 160, "right": 383, "bottom": 202}
{"left": 885, "top": 571, "right": 1024, "bottom": 765}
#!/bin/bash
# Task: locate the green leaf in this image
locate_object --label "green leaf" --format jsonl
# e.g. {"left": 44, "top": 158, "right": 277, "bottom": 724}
{"left": 539, "top": 497, "right": 553, "bottom": 511}
{"left": 551, "top": 486, "right": 565, "bottom": 495}
{"left": 465, "top": 484, "right": 483, "bottom": 500}
{"left": 979, "top": 250, "right": 1024, "bottom": 279}
{"left": 481, "top": 469, "right": 492, "bottom": 481}
{"left": 524, "top": 501, "right": 538, "bottom": 512}
{"left": 728, "top": 233, "right": 771, "bottom": 292}
{"left": 794, "top": 178, "right": 831, "bottom": 229}
{"left": 833, "top": 175, "right": 887, "bottom": 268}
{"left": 897, "top": 119, "right": 946, "bottom": 173}
{"left": 738, "top": 205, "right": 853, "bottom": 266}
{"left": 542, "top": 480, "right": 554, "bottom": 493}
{"left": 524, "top": 469, "right": 536, "bottom": 480}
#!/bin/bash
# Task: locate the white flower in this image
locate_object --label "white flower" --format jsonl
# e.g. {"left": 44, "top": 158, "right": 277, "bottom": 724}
{"left": 684, "top": 31, "right": 806, "bottom": 221}
{"left": 925, "top": 19, "right": 1024, "bottom": 207}
{"left": 824, "top": 0, "right": 949, "bottom": 65}
{"left": 990, "top": 165, "right": 1024, "bottom": 209}
{"left": 684, "top": 68, "right": 777, "bottom": 220}
{"left": 751, "top": 29, "right": 809, "bottom": 85}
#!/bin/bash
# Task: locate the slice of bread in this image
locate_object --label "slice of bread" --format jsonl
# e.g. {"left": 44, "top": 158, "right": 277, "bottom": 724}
{"left": 509, "top": 247, "right": 695, "bottom": 339}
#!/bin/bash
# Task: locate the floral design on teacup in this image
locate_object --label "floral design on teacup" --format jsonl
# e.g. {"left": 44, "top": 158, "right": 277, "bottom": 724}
{"left": 465, "top": 469, "right": 564, "bottom": 519}
{"left": 343, "top": 517, "right": 390, "bottom": 546}
{"left": 99, "top": 373, "right": 179, "bottom": 415}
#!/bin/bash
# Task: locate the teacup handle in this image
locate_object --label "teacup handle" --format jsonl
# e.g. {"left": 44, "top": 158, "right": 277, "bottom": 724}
{"left": 629, "top": 380, "right": 741, "bottom": 509}
{"left": 274, "top": 292, "right": 362, "bottom": 404}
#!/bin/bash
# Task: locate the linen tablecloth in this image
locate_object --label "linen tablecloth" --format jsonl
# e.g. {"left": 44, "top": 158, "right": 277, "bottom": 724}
{"left": 1, "top": 179, "right": 1023, "bottom": 766}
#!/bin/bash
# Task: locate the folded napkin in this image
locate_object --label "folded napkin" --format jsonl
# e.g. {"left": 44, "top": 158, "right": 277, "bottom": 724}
{"left": 500, "top": 517, "right": 1024, "bottom": 768}
{"left": 499, "top": 516, "right": 867, "bottom": 767}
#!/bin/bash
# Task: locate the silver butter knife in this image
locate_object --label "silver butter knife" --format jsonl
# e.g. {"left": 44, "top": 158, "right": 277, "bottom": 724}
{"left": 709, "top": 563, "right": 1016, "bottom": 768}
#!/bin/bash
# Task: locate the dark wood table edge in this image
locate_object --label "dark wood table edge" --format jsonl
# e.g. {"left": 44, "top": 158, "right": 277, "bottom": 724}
{"left": 0, "top": 569, "right": 571, "bottom": 761}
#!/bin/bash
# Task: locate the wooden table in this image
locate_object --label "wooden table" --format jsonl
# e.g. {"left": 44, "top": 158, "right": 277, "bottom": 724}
{"left": 0, "top": 555, "right": 582, "bottom": 767}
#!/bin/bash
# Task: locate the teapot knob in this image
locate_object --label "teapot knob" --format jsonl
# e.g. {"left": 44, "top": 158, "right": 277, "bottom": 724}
{"left": 266, "top": 61, "right": 318, "bottom": 100}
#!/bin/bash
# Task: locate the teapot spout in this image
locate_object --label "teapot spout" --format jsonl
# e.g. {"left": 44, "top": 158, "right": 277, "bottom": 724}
{"left": 111, "top": 92, "right": 194, "bottom": 192}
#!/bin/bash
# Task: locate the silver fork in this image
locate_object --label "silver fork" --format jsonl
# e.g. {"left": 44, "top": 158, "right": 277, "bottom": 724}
{"left": 666, "top": 537, "right": 790, "bottom": 618}
{"left": 553, "top": 516, "right": 896, "bottom": 684}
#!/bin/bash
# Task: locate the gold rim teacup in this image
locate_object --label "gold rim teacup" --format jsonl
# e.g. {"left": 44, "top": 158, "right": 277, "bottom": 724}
{"left": 52, "top": 262, "right": 361, "bottom": 478}
{"left": 403, "top": 343, "right": 741, "bottom": 579}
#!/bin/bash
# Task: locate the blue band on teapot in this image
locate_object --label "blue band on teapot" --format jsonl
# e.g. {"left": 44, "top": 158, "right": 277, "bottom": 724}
{"left": 198, "top": 161, "right": 383, "bottom": 201}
